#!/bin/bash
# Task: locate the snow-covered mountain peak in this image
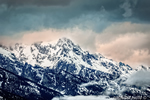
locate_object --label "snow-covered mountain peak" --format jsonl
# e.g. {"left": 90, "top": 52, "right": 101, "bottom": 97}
{"left": 0, "top": 39, "right": 149, "bottom": 99}
{"left": 0, "top": 38, "right": 133, "bottom": 75}
{"left": 56, "top": 37, "right": 75, "bottom": 48}
{"left": 57, "top": 37, "right": 72, "bottom": 43}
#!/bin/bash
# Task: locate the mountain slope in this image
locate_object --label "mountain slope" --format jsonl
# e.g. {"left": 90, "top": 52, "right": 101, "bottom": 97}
{"left": 0, "top": 48, "right": 63, "bottom": 100}
{"left": 0, "top": 38, "right": 149, "bottom": 99}
{"left": 0, "top": 47, "right": 113, "bottom": 96}
{"left": 8, "top": 38, "right": 132, "bottom": 75}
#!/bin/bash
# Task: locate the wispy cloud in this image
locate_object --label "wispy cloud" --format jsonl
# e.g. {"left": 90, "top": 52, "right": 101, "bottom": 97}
{"left": 120, "top": 0, "right": 132, "bottom": 17}
{"left": 124, "top": 70, "right": 150, "bottom": 86}
{"left": 120, "top": 0, "right": 138, "bottom": 17}
{"left": 96, "top": 22, "right": 150, "bottom": 67}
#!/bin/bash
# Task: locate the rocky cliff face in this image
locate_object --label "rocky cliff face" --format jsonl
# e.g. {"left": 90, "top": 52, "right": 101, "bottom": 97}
{"left": 0, "top": 38, "right": 149, "bottom": 99}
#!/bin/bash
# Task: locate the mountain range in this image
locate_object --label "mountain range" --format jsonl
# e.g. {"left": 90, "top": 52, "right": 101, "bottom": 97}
{"left": 0, "top": 38, "right": 150, "bottom": 100}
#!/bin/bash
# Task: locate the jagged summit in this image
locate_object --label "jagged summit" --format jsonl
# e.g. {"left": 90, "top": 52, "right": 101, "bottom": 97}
{"left": 56, "top": 37, "right": 75, "bottom": 48}
{"left": 57, "top": 37, "right": 73, "bottom": 44}
{"left": 0, "top": 38, "right": 149, "bottom": 98}
{"left": 0, "top": 38, "right": 133, "bottom": 75}
{"left": 31, "top": 37, "right": 74, "bottom": 45}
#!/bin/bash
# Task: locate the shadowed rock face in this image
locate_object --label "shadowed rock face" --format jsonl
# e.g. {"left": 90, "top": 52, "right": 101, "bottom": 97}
{"left": 0, "top": 65, "right": 62, "bottom": 100}
{"left": 0, "top": 38, "right": 149, "bottom": 99}
{"left": 0, "top": 53, "right": 113, "bottom": 96}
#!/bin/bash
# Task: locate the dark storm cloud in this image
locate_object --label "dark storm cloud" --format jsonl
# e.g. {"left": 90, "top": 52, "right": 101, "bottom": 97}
{"left": 0, "top": 1, "right": 113, "bottom": 35}
{"left": 132, "top": 0, "right": 150, "bottom": 22}
{"left": 0, "top": 0, "right": 150, "bottom": 35}
{"left": 0, "top": 0, "right": 72, "bottom": 6}
{"left": 0, "top": 0, "right": 150, "bottom": 68}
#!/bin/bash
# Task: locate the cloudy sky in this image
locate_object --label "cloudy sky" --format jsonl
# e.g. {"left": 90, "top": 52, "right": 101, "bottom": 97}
{"left": 0, "top": 0, "right": 150, "bottom": 68}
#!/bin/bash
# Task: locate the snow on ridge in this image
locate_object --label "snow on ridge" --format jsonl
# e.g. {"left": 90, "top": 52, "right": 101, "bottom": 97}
{"left": 0, "top": 47, "right": 11, "bottom": 56}
{"left": 40, "top": 39, "right": 58, "bottom": 46}
{"left": 3, "top": 38, "right": 133, "bottom": 75}
{"left": 0, "top": 47, "right": 15, "bottom": 61}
